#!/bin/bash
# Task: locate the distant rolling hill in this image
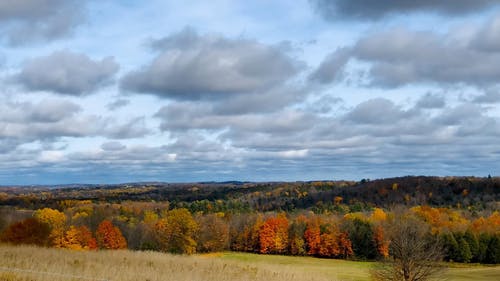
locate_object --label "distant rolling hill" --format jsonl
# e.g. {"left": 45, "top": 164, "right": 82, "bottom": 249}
{"left": 1, "top": 176, "right": 499, "bottom": 211}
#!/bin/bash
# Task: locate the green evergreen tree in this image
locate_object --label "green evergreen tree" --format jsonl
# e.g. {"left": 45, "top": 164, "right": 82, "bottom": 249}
{"left": 344, "top": 218, "right": 377, "bottom": 259}
{"left": 441, "top": 233, "right": 459, "bottom": 261}
{"left": 457, "top": 237, "right": 472, "bottom": 263}
{"left": 477, "top": 233, "right": 491, "bottom": 263}
{"left": 486, "top": 235, "right": 500, "bottom": 264}
{"left": 463, "top": 231, "right": 479, "bottom": 262}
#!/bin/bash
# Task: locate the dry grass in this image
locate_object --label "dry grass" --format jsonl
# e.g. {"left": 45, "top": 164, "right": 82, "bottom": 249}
{"left": 0, "top": 245, "right": 333, "bottom": 281}
{"left": 2, "top": 245, "right": 499, "bottom": 281}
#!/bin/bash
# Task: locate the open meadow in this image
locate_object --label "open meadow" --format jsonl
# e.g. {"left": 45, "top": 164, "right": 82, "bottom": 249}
{"left": 1, "top": 245, "right": 499, "bottom": 281}
{"left": 220, "top": 252, "right": 500, "bottom": 281}
{"left": 0, "top": 245, "right": 332, "bottom": 281}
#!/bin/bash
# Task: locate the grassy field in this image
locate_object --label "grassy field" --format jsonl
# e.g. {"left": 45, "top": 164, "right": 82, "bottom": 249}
{"left": 0, "top": 245, "right": 332, "bottom": 281}
{"left": 219, "top": 252, "right": 500, "bottom": 281}
{"left": 219, "top": 252, "right": 372, "bottom": 281}
{"left": 1, "top": 245, "right": 499, "bottom": 281}
{"left": 445, "top": 264, "right": 500, "bottom": 281}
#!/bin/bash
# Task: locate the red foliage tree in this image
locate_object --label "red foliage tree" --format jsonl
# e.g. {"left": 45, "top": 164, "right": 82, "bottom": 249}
{"left": 1, "top": 218, "right": 50, "bottom": 246}
{"left": 338, "top": 231, "right": 354, "bottom": 258}
{"left": 96, "top": 220, "right": 127, "bottom": 249}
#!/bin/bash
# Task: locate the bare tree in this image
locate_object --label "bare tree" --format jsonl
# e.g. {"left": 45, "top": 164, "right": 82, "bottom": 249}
{"left": 371, "top": 213, "right": 445, "bottom": 281}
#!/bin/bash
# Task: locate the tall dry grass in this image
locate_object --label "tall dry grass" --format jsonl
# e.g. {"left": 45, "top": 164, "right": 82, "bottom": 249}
{"left": 0, "top": 245, "right": 334, "bottom": 281}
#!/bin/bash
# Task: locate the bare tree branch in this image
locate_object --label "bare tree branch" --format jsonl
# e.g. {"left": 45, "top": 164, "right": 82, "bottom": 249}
{"left": 371, "top": 213, "right": 445, "bottom": 281}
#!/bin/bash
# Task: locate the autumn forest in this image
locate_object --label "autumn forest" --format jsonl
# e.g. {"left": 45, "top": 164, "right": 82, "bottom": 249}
{"left": 1, "top": 176, "right": 500, "bottom": 266}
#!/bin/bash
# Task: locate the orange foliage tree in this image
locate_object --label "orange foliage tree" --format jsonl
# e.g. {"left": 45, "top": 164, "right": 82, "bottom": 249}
{"left": 304, "top": 217, "right": 321, "bottom": 255}
{"left": 369, "top": 208, "right": 389, "bottom": 258}
{"left": 259, "top": 215, "right": 289, "bottom": 254}
{"left": 318, "top": 224, "right": 340, "bottom": 257}
{"left": 96, "top": 220, "right": 127, "bottom": 249}
{"left": 373, "top": 225, "right": 389, "bottom": 258}
{"left": 316, "top": 222, "right": 354, "bottom": 259}
{"left": 411, "top": 206, "right": 468, "bottom": 234}
{"left": 62, "top": 225, "right": 97, "bottom": 250}
{"left": 471, "top": 212, "right": 500, "bottom": 234}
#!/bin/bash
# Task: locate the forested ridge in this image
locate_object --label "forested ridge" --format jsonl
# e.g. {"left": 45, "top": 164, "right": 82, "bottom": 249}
{"left": 1, "top": 176, "right": 499, "bottom": 211}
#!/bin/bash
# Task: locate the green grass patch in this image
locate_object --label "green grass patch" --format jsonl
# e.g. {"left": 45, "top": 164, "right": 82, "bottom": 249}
{"left": 217, "top": 252, "right": 500, "bottom": 281}
{"left": 219, "top": 252, "right": 372, "bottom": 281}
{"left": 446, "top": 265, "right": 500, "bottom": 281}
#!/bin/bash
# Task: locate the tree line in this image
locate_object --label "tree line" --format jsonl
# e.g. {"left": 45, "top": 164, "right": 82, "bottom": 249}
{"left": 1, "top": 204, "right": 500, "bottom": 264}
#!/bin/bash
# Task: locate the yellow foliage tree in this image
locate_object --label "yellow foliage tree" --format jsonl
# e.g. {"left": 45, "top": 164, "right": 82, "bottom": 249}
{"left": 155, "top": 208, "right": 198, "bottom": 254}
{"left": 33, "top": 208, "right": 66, "bottom": 247}
{"left": 143, "top": 210, "right": 159, "bottom": 225}
{"left": 63, "top": 226, "right": 82, "bottom": 250}
{"left": 370, "top": 208, "right": 387, "bottom": 223}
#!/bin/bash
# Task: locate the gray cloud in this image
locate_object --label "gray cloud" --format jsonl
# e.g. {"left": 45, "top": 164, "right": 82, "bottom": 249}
{"left": 64, "top": 145, "right": 178, "bottom": 172}
{"left": 345, "top": 98, "right": 413, "bottom": 124}
{"left": 155, "top": 101, "right": 315, "bottom": 135}
{"left": 416, "top": 93, "right": 446, "bottom": 109}
{"left": 0, "top": 99, "right": 151, "bottom": 148}
{"left": 0, "top": 99, "right": 80, "bottom": 123}
{"left": 473, "top": 16, "right": 500, "bottom": 52}
{"left": 306, "top": 95, "right": 343, "bottom": 114}
{"left": 107, "top": 99, "right": 130, "bottom": 110}
{"left": 121, "top": 28, "right": 300, "bottom": 100}
{"left": 434, "top": 104, "right": 486, "bottom": 126}
{"left": 352, "top": 29, "right": 500, "bottom": 87}
{"left": 0, "top": 115, "right": 97, "bottom": 141}
{"left": 16, "top": 50, "right": 119, "bottom": 96}
{"left": 473, "top": 89, "right": 500, "bottom": 104}
{"left": 155, "top": 102, "right": 215, "bottom": 131}
{"left": 0, "top": 0, "right": 85, "bottom": 45}
{"left": 101, "top": 141, "right": 126, "bottom": 152}
{"left": 310, "top": 0, "right": 499, "bottom": 20}
{"left": 2, "top": 94, "right": 500, "bottom": 184}
{"left": 309, "top": 47, "right": 350, "bottom": 84}
{"left": 312, "top": 17, "right": 500, "bottom": 88}
{"left": 431, "top": 104, "right": 500, "bottom": 137}
{"left": 104, "top": 117, "right": 151, "bottom": 139}
{"left": 211, "top": 85, "right": 307, "bottom": 115}
{"left": 27, "top": 99, "right": 81, "bottom": 122}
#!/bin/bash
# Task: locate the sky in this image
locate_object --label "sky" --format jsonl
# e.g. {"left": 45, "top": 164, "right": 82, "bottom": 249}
{"left": 1, "top": 0, "right": 500, "bottom": 185}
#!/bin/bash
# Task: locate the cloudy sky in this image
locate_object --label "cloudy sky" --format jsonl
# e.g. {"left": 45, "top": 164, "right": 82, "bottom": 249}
{"left": 1, "top": 0, "right": 500, "bottom": 184}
